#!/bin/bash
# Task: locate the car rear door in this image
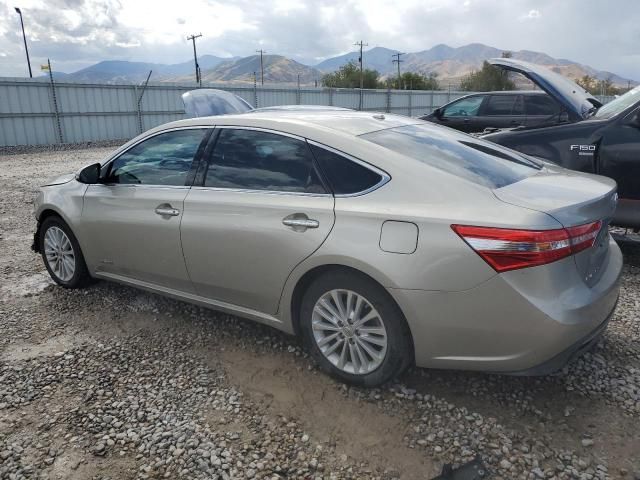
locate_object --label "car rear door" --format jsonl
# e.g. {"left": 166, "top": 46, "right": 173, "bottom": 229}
{"left": 81, "top": 127, "right": 210, "bottom": 293}
{"left": 478, "top": 94, "right": 526, "bottom": 129}
{"left": 180, "top": 127, "right": 335, "bottom": 314}
{"left": 523, "top": 94, "right": 562, "bottom": 126}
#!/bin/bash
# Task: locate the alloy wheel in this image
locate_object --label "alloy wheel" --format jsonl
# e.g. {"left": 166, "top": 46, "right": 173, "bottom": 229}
{"left": 311, "top": 289, "right": 388, "bottom": 375}
{"left": 44, "top": 226, "right": 76, "bottom": 282}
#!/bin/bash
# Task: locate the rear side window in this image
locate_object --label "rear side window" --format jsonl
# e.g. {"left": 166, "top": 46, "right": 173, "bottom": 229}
{"left": 309, "top": 144, "right": 384, "bottom": 195}
{"left": 525, "top": 95, "right": 560, "bottom": 116}
{"left": 483, "top": 95, "right": 516, "bottom": 116}
{"left": 360, "top": 124, "right": 540, "bottom": 189}
{"left": 204, "top": 129, "right": 326, "bottom": 193}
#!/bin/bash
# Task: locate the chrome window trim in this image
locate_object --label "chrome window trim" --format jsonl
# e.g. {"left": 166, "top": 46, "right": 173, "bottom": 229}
{"left": 306, "top": 140, "right": 391, "bottom": 198}
{"left": 101, "top": 125, "right": 213, "bottom": 172}
{"left": 196, "top": 125, "right": 332, "bottom": 197}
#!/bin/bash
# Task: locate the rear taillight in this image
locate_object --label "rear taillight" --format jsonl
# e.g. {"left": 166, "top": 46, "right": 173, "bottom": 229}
{"left": 451, "top": 221, "right": 602, "bottom": 273}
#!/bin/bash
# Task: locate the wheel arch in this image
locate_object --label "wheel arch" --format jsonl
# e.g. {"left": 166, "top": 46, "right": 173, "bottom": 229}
{"left": 287, "top": 263, "right": 415, "bottom": 363}
{"left": 33, "top": 208, "right": 67, "bottom": 253}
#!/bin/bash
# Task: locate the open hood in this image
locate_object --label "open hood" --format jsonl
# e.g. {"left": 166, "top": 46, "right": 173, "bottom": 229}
{"left": 182, "top": 89, "right": 254, "bottom": 118}
{"left": 489, "top": 58, "right": 601, "bottom": 121}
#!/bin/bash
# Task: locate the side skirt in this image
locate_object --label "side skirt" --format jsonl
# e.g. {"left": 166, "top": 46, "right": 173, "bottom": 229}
{"left": 94, "top": 271, "right": 287, "bottom": 331}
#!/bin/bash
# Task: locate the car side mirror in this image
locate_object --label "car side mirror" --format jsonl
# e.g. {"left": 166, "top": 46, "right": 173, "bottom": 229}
{"left": 77, "top": 163, "right": 101, "bottom": 184}
{"left": 433, "top": 108, "right": 443, "bottom": 118}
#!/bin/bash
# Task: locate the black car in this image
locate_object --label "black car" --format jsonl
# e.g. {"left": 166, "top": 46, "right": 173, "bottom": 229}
{"left": 420, "top": 91, "right": 562, "bottom": 133}
{"left": 482, "top": 58, "right": 639, "bottom": 229}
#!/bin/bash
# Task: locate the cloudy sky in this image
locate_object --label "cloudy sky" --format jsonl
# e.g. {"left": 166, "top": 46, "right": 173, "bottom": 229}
{"left": 1, "top": 0, "right": 638, "bottom": 79}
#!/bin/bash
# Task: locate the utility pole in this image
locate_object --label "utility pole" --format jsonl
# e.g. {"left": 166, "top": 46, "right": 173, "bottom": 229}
{"left": 187, "top": 33, "right": 202, "bottom": 86}
{"left": 392, "top": 52, "right": 405, "bottom": 89}
{"left": 256, "top": 49, "right": 266, "bottom": 85}
{"left": 354, "top": 40, "right": 368, "bottom": 110}
{"left": 14, "top": 8, "right": 32, "bottom": 78}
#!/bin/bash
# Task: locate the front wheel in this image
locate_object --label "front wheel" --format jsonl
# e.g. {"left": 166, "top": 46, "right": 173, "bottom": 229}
{"left": 40, "top": 216, "right": 93, "bottom": 289}
{"left": 300, "top": 270, "right": 413, "bottom": 387}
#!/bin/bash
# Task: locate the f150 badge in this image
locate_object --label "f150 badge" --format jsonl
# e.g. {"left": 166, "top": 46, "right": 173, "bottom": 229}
{"left": 570, "top": 144, "right": 596, "bottom": 156}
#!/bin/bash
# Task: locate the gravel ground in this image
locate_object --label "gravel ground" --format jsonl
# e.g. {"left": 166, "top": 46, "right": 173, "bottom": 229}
{"left": 0, "top": 146, "right": 639, "bottom": 480}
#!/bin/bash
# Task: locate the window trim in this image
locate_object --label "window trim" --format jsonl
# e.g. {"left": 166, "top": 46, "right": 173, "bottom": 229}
{"left": 307, "top": 140, "right": 391, "bottom": 198}
{"left": 195, "top": 125, "right": 332, "bottom": 197}
{"left": 99, "top": 126, "right": 213, "bottom": 188}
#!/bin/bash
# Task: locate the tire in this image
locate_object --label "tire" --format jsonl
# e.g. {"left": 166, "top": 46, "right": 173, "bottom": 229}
{"left": 300, "top": 270, "right": 413, "bottom": 387}
{"left": 39, "top": 216, "right": 93, "bottom": 289}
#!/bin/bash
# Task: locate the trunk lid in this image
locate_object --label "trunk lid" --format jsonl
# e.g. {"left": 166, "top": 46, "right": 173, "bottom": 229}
{"left": 488, "top": 58, "right": 601, "bottom": 121}
{"left": 494, "top": 166, "right": 617, "bottom": 286}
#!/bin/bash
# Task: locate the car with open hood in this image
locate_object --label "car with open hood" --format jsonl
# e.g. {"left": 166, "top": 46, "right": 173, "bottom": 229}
{"left": 482, "top": 58, "right": 640, "bottom": 229}
{"left": 419, "top": 90, "right": 563, "bottom": 133}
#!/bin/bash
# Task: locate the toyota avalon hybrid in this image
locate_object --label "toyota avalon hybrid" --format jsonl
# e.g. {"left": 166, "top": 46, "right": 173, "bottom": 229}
{"left": 33, "top": 106, "right": 621, "bottom": 386}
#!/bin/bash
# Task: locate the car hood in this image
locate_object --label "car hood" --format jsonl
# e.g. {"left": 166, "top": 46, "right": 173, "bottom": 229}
{"left": 41, "top": 172, "right": 75, "bottom": 187}
{"left": 489, "top": 58, "right": 601, "bottom": 121}
{"left": 182, "top": 89, "right": 254, "bottom": 118}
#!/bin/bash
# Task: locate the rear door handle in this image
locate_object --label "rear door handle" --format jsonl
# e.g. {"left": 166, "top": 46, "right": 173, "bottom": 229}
{"left": 283, "top": 214, "right": 319, "bottom": 231}
{"left": 155, "top": 204, "right": 180, "bottom": 216}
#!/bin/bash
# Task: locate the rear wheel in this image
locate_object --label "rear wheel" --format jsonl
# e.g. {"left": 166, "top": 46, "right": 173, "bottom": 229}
{"left": 40, "top": 216, "right": 92, "bottom": 289}
{"left": 300, "top": 270, "right": 413, "bottom": 386}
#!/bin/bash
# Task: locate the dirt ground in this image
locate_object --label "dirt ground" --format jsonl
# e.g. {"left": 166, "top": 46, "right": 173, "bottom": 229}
{"left": 0, "top": 146, "right": 639, "bottom": 479}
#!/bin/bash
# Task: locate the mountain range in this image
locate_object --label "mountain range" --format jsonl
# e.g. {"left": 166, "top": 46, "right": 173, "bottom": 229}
{"left": 44, "top": 43, "right": 636, "bottom": 88}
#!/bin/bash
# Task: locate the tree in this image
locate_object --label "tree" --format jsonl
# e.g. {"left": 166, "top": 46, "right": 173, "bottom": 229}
{"left": 576, "top": 74, "right": 620, "bottom": 95}
{"left": 501, "top": 51, "right": 513, "bottom": 58}
{"left": 460, "top": 61, "right": 516, "bottom": 91}
{"left": 396, "top": 72, "right": 440, "bottom": 90}
{"left": 576, "top": 74, "right": 596, "bottom": 93}
{"left": 321, "top": 61, "right": 380, "bottom": 89}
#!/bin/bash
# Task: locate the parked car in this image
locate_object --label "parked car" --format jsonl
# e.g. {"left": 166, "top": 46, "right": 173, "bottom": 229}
{"left": 33, "top": 105, "right": 621, "bottom": 386}
{"left": 420, "top": 91, "right": 562, "bottom": 133}
{"left": 482, "top": 58, "right": 640, "bottom": 229}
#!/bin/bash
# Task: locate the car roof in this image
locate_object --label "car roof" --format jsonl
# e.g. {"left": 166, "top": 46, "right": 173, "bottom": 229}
{"left": 467, "top": 90, "right": 548, "bottom": 96}
{"left": 151, "top": 110, "right": 422, "bottom": 137}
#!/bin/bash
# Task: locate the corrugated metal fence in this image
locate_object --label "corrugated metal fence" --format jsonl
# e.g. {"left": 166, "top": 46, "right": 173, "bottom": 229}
{"left": 0, "top": 77, "right": 616, "bottom": 147}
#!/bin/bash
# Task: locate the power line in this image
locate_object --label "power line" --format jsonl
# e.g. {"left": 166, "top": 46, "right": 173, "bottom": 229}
{"left": 354, "top": 40, "right": 368, "bottom": 110}
{"left": 392, "top": 52, "right": 405, "bottom": 89}
{"left": 187, "top": 33, "right": 203, "bottom": 86}
{"left": 256, "top": 49, "right": 266, "bottom": 86}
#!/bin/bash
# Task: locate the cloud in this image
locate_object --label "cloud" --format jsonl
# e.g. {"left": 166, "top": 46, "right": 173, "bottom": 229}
{"left": 521, "top": 9, "right": 541, "bottom": 20}
{"left": 0, "top": 0, "right": 638, "bottom": 80}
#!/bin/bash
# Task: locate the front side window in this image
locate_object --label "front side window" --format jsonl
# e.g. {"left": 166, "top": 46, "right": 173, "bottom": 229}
{"left": 360, "top": 123, "right": 541, "bottom": 189}
{"left": 443, "top": 96, "right": 485, "bottom": 117}
{"left": 204, "top": 129, "right": 326, "bottom": 193}
{"left": 108, "top": 129, "right": 207, "bottom": 186}
{"left": 525, "top": 95, "right": 560, "bottom": 116}
{"left": 309, "top": 144, "right": 384, "bottom": 195}
{"left": 483, "top": 95, "right": 517, "bottom": 116}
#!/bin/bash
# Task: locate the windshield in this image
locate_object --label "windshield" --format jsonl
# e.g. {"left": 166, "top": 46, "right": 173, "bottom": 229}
{"left": 360, "top": 123, "right": 541, "bottom": 189}
{"left": 593, "top": 85, "right": 640, "bottom": 119}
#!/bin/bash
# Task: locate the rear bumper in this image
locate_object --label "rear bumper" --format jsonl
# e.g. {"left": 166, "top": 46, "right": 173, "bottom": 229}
{"left": 389, "top": 237, "right": 622, "bottom": 372}
{"left": 503, "top": 298, "right": 615, "bottom": 376}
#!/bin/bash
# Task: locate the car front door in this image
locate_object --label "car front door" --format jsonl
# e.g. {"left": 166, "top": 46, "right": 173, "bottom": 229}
{"left": 80, "top": 127, "right": 210, "bottom": 293}
{"left": 180, "top": 127, "right": 335, "bottom": 314}
{"left": 438, "top": 95, "right": 487, "bottom": 132}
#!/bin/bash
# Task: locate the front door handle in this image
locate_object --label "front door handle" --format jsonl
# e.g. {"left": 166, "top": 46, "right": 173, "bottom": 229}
{"left": 155, "top": 204, "right": 180, "bottom": 216}
{"left": 283, "top": 213, "right": 319, "bottom": 231}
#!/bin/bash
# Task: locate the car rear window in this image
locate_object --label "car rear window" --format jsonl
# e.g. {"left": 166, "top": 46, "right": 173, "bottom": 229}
{"left": 360, "top": 123, "right": 541, "bottom": 189}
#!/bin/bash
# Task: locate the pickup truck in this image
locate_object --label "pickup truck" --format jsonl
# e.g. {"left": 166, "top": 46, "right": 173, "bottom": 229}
{"left": 482, "top": 59, "right": 640, "bottom": 229}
